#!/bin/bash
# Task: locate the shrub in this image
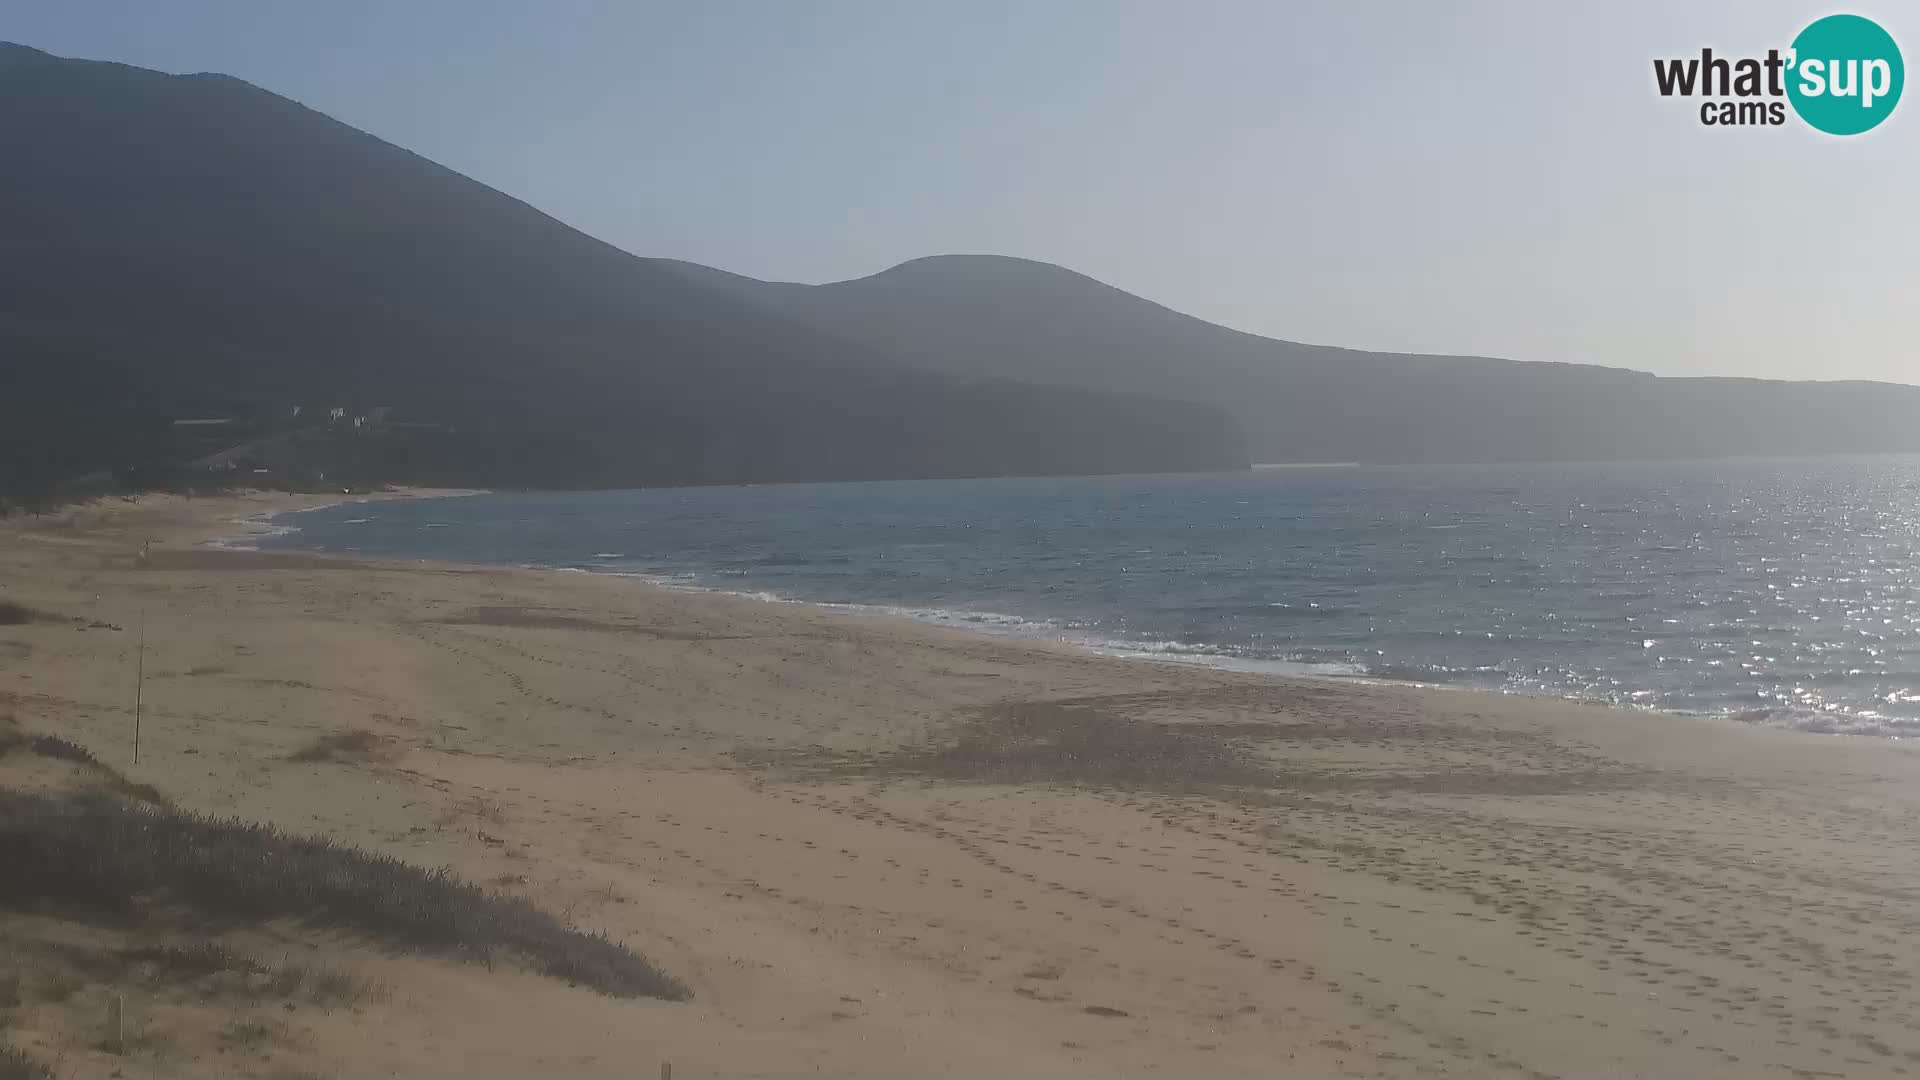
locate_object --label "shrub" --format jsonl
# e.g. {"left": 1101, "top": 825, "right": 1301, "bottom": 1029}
{"left": 0, "top": 792, "right": 687, "bottom": 1001}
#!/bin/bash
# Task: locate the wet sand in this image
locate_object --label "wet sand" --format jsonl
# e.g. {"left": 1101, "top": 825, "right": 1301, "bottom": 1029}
{"left": 4, "top": 492, "right": 1920, "bottom": 1078}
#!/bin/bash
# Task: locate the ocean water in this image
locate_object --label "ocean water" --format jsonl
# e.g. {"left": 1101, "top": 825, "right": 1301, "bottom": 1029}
{"left": 258, "top": 458, "right": 1920, "bottom": 736}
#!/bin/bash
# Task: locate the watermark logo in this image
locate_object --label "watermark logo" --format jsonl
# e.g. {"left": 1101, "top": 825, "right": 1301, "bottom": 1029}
{"left": 1654, "top": 13, "right": 1903, "bottom": 134}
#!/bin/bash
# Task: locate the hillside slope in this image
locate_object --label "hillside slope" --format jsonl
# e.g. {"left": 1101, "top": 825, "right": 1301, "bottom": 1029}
{"left": 0, "top": 44, "right": 1245, "bottom": 499}
{"left": 668, "top": 254, "right": 1920, "bottom": 464}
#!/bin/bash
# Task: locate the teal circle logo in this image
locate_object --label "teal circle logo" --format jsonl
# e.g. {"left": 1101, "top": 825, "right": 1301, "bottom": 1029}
{"left": 1787, "top": 14, "right": 1904, "bottom": 134}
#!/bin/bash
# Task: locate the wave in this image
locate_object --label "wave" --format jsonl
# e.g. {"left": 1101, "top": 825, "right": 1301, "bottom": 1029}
{"left": 1716, "top": 706, "right": 1920, "bottom": 737}
{"left": 203, "top": 518, "right": 299, "bottom": 551}
{"left": 1078, "top": 639, "right": 1368, "bottom": 679}
{"left": 561, "top": 563, "right": 1920, "bottom": 736}
{"left": 246, "top": 475, "right": 1920, "bottom": 743}
{"left": 204, "top": 506, "right": 319, "bottom": 551}
{"left": 561, "top": 563, "right": 1370, "bottom": 679}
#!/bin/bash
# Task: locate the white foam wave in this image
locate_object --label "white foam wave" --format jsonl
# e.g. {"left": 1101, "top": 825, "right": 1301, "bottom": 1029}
{"left": 201, "top": 493, "right": 382, "bottom": 551}
{"left": 1720, "top": 706, "right": 1920, "bottom": 738}
{"left": 1076, "top": 640, "right": 1369, "bottom": 679}
{"left": 203, "top": 514, "right": 302, "bottom": 551}
{"left": 563, "top": 565, "right": 1368, "bottom": 680}
{"left": 570, "top": 564, "right": 1920, "bottom": 737}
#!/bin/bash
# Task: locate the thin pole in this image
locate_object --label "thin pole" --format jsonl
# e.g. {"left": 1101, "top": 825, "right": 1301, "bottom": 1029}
{"left": 133, "top": 607, "right": 145, "bottom": 764}
{"left": 107, "top": 993, "right": 125, "bottom": 1055}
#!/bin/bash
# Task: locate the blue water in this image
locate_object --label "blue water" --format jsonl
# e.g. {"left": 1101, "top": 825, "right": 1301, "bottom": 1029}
{"left": 259, "top": 458, "right": 1920, "bottom": 735}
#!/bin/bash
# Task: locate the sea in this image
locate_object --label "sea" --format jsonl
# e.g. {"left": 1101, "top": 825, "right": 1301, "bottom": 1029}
{"left": 254, "top": 457, "right": 1920, "bottom": 736}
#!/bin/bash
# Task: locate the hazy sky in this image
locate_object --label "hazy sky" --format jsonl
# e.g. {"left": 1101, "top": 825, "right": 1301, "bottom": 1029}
{"left": 10, "top": 1, "right": 1916, "bottom": 382}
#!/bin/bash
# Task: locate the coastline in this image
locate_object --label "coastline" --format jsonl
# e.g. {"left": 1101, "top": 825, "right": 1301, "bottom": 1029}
{"left": 201, "top": 486, "right": 491, "bottom": 550}
{"left": 7, "top": 491, "right": 1920, "bottom": 1078}
{"left": 247, "top": 490, "right": 1906, "bottom": 744}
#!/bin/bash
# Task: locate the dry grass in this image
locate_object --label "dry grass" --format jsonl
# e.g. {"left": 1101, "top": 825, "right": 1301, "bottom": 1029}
{"left": 287, "top": 729, "right": 385, "bottom": 763}
{"left": 449, "top": 795, "right": 509, "bottom": 827}
{"left": 0, "top": 728, "right": 166, "bottom": 807}
{"left": 824, "top": 700, "right": 1277, "bottom": 793}
{"left": 780, "top": 694, "right": 1657, "bottom": 799}
{"left": 118, "top": 943, "right": 379, "bottom": 1007}
{"left": 0, "top": 791, "right": 687, "bottom": 1000}
{"left": 4, "top": 935, "right": 384, "bottom": 1013}
{"left": 0, "top": 1044, "right": 53, "bottom": 1080}
{"left": 0, "top": 601, "right": 56, "bottom": 627}
{"left": 219, "top": 1018, "right": 277, "bottom": 1048}
{"left": 0, "top": 960, "right": 50, "bottom": 1080}
{"left": 120, "top": 941, "right": 249, "bottom": 979}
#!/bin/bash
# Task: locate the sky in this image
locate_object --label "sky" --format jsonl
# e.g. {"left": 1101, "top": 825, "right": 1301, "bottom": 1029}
{"left": 8, "top": 1, "right": 1916, "bottom": 382}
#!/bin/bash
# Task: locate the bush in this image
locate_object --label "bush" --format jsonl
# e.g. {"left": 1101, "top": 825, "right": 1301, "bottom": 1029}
{"left": 288, "top": 729, "right": 383, "bottom": 763}
{"left": 0, "top": 602, "right": 51, "bottom": 626}
{"left": 0, "top": 732, "right": 166, "bottom": 807}
{"left": 0, "top": 1044, "right": 52, "bottom": 1080}
{"left": 0, "top": 792, "right": 687, "bottom": 1001}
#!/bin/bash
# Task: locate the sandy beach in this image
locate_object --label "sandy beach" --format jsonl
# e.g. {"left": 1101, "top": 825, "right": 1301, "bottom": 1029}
{"left": 5, "top": 491, "right": 1920, "bottom": 1079}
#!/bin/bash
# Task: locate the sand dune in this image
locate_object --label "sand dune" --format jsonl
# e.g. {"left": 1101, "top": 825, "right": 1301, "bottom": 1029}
{"left": 4, "top": 492, "right": 1920, "bottom": 1078}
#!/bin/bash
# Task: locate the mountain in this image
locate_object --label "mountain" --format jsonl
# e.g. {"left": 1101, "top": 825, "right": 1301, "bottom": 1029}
{"left": 666, "top": 254, "right": 1920, "bottom": 464}
{"left": 0, "top": 43, "right": 1245, "bottom": 503}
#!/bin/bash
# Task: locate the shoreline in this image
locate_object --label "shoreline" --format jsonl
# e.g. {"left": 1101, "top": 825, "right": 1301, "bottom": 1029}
{"left": 11, "top": 491, "right": 1920, "bottom": 1077}
{"left": 242, "top": 489, "right": 1909, "bottom": 745}
{"left": 201, "top": 486, "right": 489, "bottom": 550}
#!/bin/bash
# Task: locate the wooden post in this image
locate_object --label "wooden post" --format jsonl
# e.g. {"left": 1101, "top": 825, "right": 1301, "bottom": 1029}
{"left": 133, "top": 608, "right": 145, "bottom": 764}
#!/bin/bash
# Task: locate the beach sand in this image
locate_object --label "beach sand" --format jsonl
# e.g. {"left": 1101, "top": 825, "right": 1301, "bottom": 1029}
{"left": 4, "top": 491, "right": 1920, "bottom": 1078}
